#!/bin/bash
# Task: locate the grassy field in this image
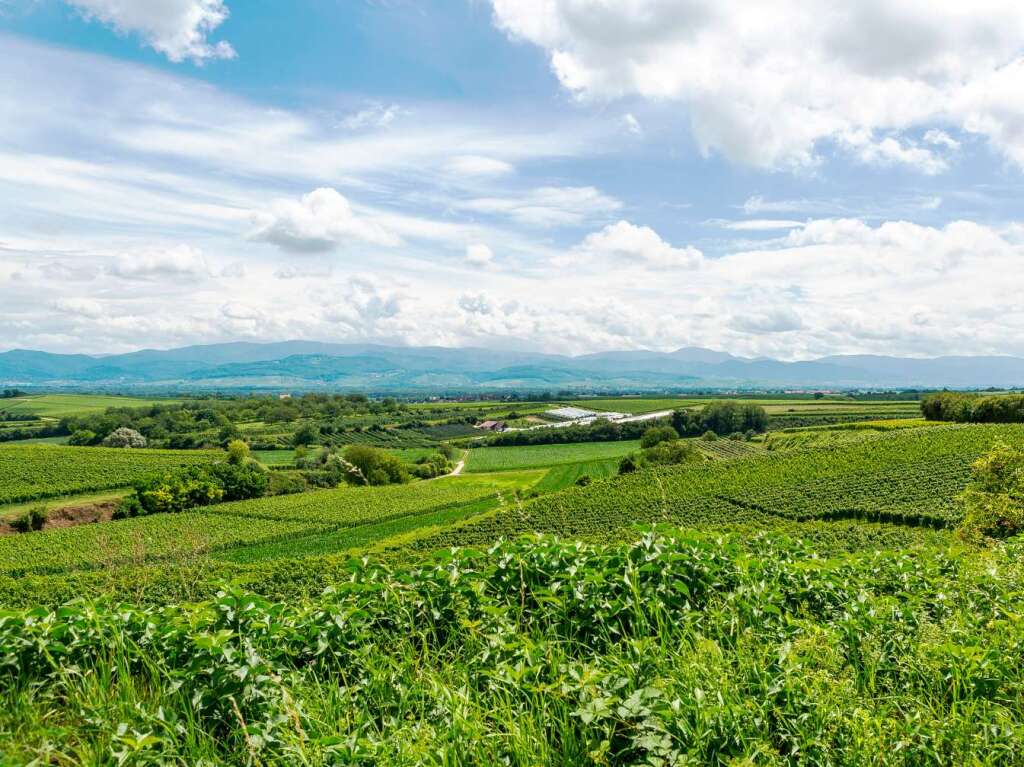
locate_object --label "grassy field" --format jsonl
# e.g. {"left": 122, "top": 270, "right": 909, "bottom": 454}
{"left": 465, "top": 440, "right": 641, "bottom": 472}
{"left": 0, "top": 488, "right": 131, "bottom": 520}
{"left": 0, "top": 444, "right": 218, "bottom": 504}
{"left": 0, "top": 393, "right": 184, "bottom": 418}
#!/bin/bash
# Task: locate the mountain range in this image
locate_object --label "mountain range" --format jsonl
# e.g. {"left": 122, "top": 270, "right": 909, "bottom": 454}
{"left": 2, "top": 341, "right": 1023, "bottom": 391}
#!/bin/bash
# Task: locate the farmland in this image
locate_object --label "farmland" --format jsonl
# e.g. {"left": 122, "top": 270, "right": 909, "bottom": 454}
{"left": 0, "top": 444, "right": 218, "bottom": 504}
{"left": 1, "top": 392, "right": 1023, "bottom": 764}
{"left": 465, "top": 440, "right": 641, "bottom": 472}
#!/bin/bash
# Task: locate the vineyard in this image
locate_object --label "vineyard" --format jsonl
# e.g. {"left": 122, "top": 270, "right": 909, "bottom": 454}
{"left": 0, "top": 444, "right": 219, "bottom": 504}
{"left": 405, "top": 424, "right": 1024, "bottom": 552}
{"left": 465, "top": 440, "right": 641, "bottom": 472}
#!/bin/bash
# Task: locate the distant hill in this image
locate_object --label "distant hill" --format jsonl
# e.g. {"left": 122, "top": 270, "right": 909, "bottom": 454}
{"left": 2, "top": 341, "right": 1024, "bottom": 391}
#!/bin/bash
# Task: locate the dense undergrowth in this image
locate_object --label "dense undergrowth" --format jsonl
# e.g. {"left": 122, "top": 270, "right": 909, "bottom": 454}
{"left": 1, "top": 530, "right": 1023, "bottom": 765}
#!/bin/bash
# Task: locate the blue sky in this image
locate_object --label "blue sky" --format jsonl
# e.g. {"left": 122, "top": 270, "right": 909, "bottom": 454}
{"left": 1, "top": 0, "right": 1023, "bottom": 358}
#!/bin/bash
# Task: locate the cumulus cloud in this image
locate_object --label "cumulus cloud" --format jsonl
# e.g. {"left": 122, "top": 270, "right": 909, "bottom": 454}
{"left": 465, "top": 243, "right": 495, "bottom": 266}
{"left": 575, "top": 220, "right": 703, "bottom": 269}
{"left": 456, "top": 186, "right": 621, "bottom": 227}
{"left": 66, "top": 0, "right": 236, "bottom": 63}
{"left": 340, "top": 103, "right": 403, "bottom": 130}
{"left": 107, "top": 244, "right": 209, "bottom": 280}
{"left": 490, "top": 0, "right": 1024, "bottom": 170}
{"left": 249, "top": 188, "right": 400, "bottom": 253}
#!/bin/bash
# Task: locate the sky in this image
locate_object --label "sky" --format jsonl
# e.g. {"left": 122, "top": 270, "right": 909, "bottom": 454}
{"left": 1, "top": 0, "right": 1023, "bottom": 360}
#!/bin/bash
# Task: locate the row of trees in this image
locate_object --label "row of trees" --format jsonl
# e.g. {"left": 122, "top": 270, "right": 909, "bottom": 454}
{"left": 671, "top": 401, "right": 768, "bottom": 437}
{"left": 921, "top": 392, "right": 1024, "bottom": 424}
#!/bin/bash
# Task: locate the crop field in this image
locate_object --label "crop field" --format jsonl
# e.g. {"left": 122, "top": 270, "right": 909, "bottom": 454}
{"left": 407, "top": 424, "right": 1023, "bottom": 554}
{"left": 0, "top": 444, "right": 219, "bottom": 504}
{"left": 0, "top": 393, "right": 184, "bottom": 418}
{"left": 0, "top": 473, "right": 538, "bottom": 581}
{"left": 532, "top": 458, "right": 622, "bottom": 492}
{"left": 465, "top": 440, "right": 641, "bottom": 472}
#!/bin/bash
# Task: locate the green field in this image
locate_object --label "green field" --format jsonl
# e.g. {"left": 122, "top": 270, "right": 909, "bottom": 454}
{"left": 0, "top": 393, "right": 184, "bottom": 418}
{"left": 3, "top": 403, "right": 1024, "bottom": 764}
{"left": 0, "top": 444, "right": 218, "bottom": 504}
{"left": 465, "top": 440, "right": 641, "bottom": 472}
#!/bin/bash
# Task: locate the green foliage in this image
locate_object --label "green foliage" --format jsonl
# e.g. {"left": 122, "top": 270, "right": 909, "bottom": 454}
{"left": 3, "top": 532, "right": 1024, "bottom": 765}
{"left": 467, "top": 440, "right": 641, "bottom": 473}
{"left": 341, "top": 444, "right": 409, "bottom": 486}
{"left": 8, "top": 506, "right": 47, "bottom": 533}
{"left": 226, "top": 438, "right": 250, "bottom": 465}
{"left": 484, "top": 416, "right": 669, "bottom": 447}
{"left": 957, "top": 441, "right": 1024, "bottom": 543}
{"left": 620, "top": 439, "right": 704, "bottom": 474}
{"left": 923, "top": 391, "right": 1024, "bottom": 424}
{"left": 410, "top": 451, "right": 454, "bottom": 479}
{"left": 266, "top": 471, "right": 307, "bottom": 496}
{"left": 0, "top": 444, "right": 218, "bottom": 505}
{"left": 291, "top": 422, "right": 320, "bottom": 446}
{"left": 640, "top": 425, "right": 678, "bottom": 448}
{"left": 672, "top": 401, "right": 769, "bottom": 438}
{"left": 66, "top": 429, "right": 97, "bottom": 446}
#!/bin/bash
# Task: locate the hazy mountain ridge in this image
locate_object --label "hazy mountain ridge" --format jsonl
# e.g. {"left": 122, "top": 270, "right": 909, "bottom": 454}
{"left": 2, "top": 342, "right": 1024, "bottom": 390}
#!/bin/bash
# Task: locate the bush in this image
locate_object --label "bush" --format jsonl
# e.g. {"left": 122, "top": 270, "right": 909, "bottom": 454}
{"left": 226, "top": 439, "right": 250, "bottom": 465}
{"left": 102, "top": 427, "right": 147, "bottom": 448}
{"left": 292, "top": 423, "right": 320, "bottom": 447}
{"left": 67, "top": 430, "right": 97, "bottom": 446}
{"left": 342, "top": 445, "right": 409, "bottom": 486}
{"left": 619, "top": 440, "right": 703, "bottom": 474}
{"left": 672, "top": 402, "right": 769, "bottom": 437}
{"left": 9, "top": 506, "right": 47, "bottom": 533}
{"left": 702, "top": 430, "right": 718, "bottom": 441}
{"left": 957, "top": 441, "right": 1024, "bottom": 544}
{"left": 267, "top": 471, "right": 307, "bottom": 496}
{"left": 640, "top": 425, "right": 679, "bottom": 449}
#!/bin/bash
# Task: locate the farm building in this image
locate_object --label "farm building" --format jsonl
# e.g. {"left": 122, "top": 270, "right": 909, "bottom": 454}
{"left": 476, "top": 420, "right": 506, "bottom": 431}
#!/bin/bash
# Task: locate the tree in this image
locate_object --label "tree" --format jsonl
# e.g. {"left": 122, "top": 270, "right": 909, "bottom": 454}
{"left": 67, "top": 429, "right": 97, "bottom": 446}
{"left": 292, "top": 423, "right": 320, "bottom": 447}
{"left": 641, "top": 425, "right": 679, "bottom": 449}
{"left": 226, "top": 439, "right": 250, "bottom": 465}
{"left": 102, "top": 427, "right": 147, "bottom": 448}
{"left": 341, "top": 445, "right": 409, "bottom": 486}
{"left": 957, "top": 441, "right": 1024, "bottom": 544}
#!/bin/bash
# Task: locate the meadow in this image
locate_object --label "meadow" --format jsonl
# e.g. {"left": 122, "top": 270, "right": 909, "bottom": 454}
{"left": 0, "top": 393, "right": 184, "bottom": 418}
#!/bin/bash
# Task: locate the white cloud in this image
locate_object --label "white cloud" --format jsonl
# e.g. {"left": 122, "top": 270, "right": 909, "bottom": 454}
{"left": 622, "top": 113, "right": 643, "bottom": 136}
{"left": 444, "top": 156, "right": 515, "bottom": 176}
{"left": 843, "top": 133, "right": 949, "bottom": 175}
{"left": 729, "top": 307, "right": 804, "bottom": 334}
{"left": 924, "top": 129, "right": 961, "bottom": 151}
{"left": 720, "top": 219, "right": 804, "bottom": 231}
{"left": 341, "top": 103, "right": 403, "bottom": 131}
{"left": 457, "top": 186, "right": 621, "bottom": 227}
{"left": 66, "top": 0, "right": 236, "bottom": 63}
{"left": 575, "top": 220, "right": 703, "bottom": 269}
{"left": 108, "top": 245, "right": 209, "bottom": 280}
{"left": 491, "top": 0, "right": 1024, "bottom": 171}
{"left": 249, "top": 188, "right": 401, "bottom": 253}
{"left": 53, "top": 297, "right": 105, "bottom": 319}
{"left": 465, "top": 243, "right": 495, "bottom": 266}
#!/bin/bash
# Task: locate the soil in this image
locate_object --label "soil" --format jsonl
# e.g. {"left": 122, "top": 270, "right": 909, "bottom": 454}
{"left": 0, "top": 500, "right": 118, "bottom": 536}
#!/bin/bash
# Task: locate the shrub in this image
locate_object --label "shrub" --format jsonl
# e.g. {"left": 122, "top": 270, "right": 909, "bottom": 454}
{"left": 957, "top": 441, "right": 1024, "bottom": 544}
{"left": 267, "top": 471, "right": 307, "bottom": 496}
{"left": 9, "top": 506, "right": 47, "bottom": 533}
{"left": 226, "top": 439, "right": 250, "bottom": 465}
{"left": 640, "top": 425, "right": 679, "bottom": 449}
{"left": 292, "top": 423, "right": 320, "bottom": 447}
{"left": 102, "top": 427, "right": 147, "bottom": 448}
{"left": 702, "top": 430, "right": 718, "bottom": 441}
{"left": 67, "top": 430, "right": 97, "bottom": 446}
{"left": 342, "top": 445, "right": 409, "bottom": 486}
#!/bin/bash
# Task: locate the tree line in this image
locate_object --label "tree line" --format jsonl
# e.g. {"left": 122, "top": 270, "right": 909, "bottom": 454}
{"left": 921, "top": 392, "right": 1024, "bottom": 423}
